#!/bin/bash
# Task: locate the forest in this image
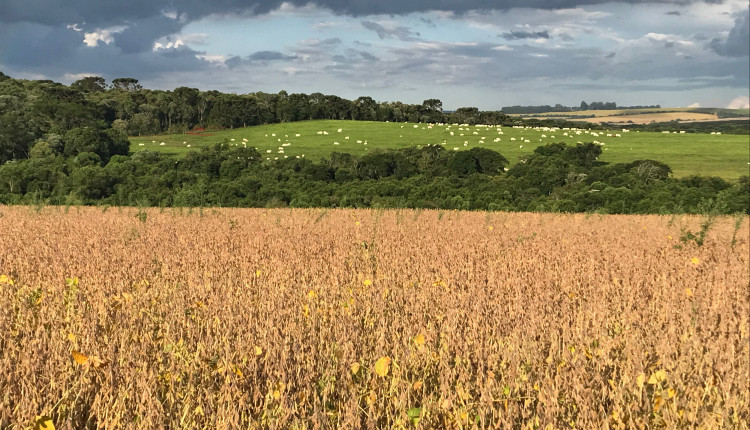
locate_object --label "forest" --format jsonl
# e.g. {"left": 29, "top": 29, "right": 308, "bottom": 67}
{"left": 0, "top": 72, "right": 747, "bottom": 214}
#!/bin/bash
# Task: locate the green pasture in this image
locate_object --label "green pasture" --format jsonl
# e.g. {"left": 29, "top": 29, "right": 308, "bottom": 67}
{"left": 130, "top": 120, "right": 750, "bottom": 180}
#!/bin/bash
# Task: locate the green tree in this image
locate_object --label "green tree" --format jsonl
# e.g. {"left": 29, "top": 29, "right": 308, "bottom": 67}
{"left": 111, "top": 78, "right": 142, "bottom": 92}
{"left": 71, "top": 76, "right": 106, "bottom": 93}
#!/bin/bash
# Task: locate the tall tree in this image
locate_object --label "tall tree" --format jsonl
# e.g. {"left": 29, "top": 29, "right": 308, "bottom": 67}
{"left": 111, "top": 78, "right": 142, "bottom": 92}
{"left": 71, "top": 76, "right": 106, "bottom": 93}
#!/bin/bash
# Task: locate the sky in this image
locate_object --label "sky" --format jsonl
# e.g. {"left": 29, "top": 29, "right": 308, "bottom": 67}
{"left": 1, "top": 0, "right": 748, "bottom": 110}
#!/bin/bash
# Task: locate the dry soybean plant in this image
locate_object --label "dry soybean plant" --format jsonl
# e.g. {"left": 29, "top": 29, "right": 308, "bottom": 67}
{"left": 0, "top": 206, "right": 748, "bottom": 429}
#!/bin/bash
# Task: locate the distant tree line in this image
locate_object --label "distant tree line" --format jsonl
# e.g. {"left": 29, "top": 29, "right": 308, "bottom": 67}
{"left": 502, "top": 102, "right": 662, "bottom": 114}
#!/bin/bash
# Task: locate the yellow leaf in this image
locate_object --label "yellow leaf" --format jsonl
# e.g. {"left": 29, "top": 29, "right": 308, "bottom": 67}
{"left": 307, "top": 290, "right": 317, "bottom": 299}
{"left": 667, "top": 388, "right": 676, "bottom": 399}
{"left": 367, "top": 390, "right": 377, "bottom": 405}
{"left": 273, "top": 390, "right": 281, "bottom": 400}
{"left": 488, "top": 226, "right": 494, "bottom": 231}
{"left": 413, "top": 333, "right": 426, "bottom": 347}
{"left": 66, "top": 333, "right": 76, "bottom": 342}
{"left": 35, "top": 416, "right": 55, "bottom": 430}
{"left": 350, "top": 362, "right": 360, "bottom": 375}
{"left": 648, "top": 370, "right": 667, "bottom": 385}
{"left": 72, "top": 350, "right": 89, "bottom": 365}
{"left": 0, "top": 274, "right": 13, "bottom": 285}
{"left": 374, "top": 356, "right": 391, "bottom": 377}
{"left": 254, "top": 346, "right": 263, "bottom": 356}
{"left": 355, "top": 221, "right": 360, "bottom": 226}
{"left": 194, "top": 405, "right": 204, "bottom": 417}
{"left": 636, "top": 373, "right": 645, "bottom": 389}
{"left": 691, "top": 257, "right": 700, "bottom": 265}
{"left": 255, "top": 269, "right": 262, "bottom": 277}
{"left": 231, "top": 365, "right": 243, "bottom": 378}
{"left": 412, "top": 380, "right": 423, "bottom": 390}
{"left": 685, "top": 288, "right": 693, "bottom": 297}
{"left": 363, "top": 279, "right": 372, "bottom": 286}
{"left": 303, "top": 304, "right": 310, "bottom": 317}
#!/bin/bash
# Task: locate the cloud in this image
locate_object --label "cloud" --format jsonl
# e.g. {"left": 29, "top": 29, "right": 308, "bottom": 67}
{"left": 114, "top": 15, "right": 184, "bottom": 54}
{"left": 248, "top": 50, "right": 299, "bottom": 61}
{"left": 687, "top": 102, "right": 700, "bottom": 107}
{"left": 226, "top": 50, "right": 299, "bottom": 68}
{"left": 501, "top": 30, "right": 550, "bottom": 40}
{"left": 0, "top": 0, "right": 747, "bottom": 109}
{"left": 361, "top": 21, "right": 420, "bottom": 41}
{"left": 0, "top": 1, "right": 724, "bottom": 29}
{"left": 711, "top": 9, "right": 749, "bottom": 56}
{"left": 726, "top": 96, "right": 749, "bottom": 109}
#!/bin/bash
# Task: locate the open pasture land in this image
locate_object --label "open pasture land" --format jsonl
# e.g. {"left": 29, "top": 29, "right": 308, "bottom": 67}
{"left": 1, "top": 207, "right": 748, "bottom": 428}
{"left": 574, "top": 112, "right": 720, "bottom": 124}
{"left": 130, "top": 120, "right": 750, "bottom": 180}
{"left": 510, "top": 108, "right": 750, "bottom": 124}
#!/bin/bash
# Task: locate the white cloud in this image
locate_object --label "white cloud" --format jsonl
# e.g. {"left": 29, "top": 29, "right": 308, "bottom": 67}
{"left": 727, "top": 96, "right": 750, "bottom": 109}
{"left": 646, "top": 32, "right": 669, "bottom": 42}
{"left": 195, "top": 54, "right": 227, "bottom": 63}
{"left": 687, "top": 102, "right": 700, "bottom": 107}
{"left": 153, "top": 39, "right": 184, "bottom": 50}
{"left": 83, "top": 26, "right": 126, "bottom": 47}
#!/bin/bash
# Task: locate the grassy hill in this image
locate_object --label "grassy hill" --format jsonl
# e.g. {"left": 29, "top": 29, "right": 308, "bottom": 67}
{"left": 130, "top": 120, "right": 750, "bottom": 180}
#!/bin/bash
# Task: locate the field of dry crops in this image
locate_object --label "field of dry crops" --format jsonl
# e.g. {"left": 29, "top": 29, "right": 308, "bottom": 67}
{"left": 0, "top": 206, "right": 748, "bottom": 429}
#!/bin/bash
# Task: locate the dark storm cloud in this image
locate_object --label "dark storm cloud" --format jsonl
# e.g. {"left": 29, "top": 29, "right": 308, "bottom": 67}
{"left": 501, "top": 30, "right": 551, "bottom": 40}
{"left": 361, "top": 21, "right": 420, "bottom": 41}
{"left": 711, "top": 9, "right": 750, "bottom": 56}
{"left": 0, "top": 1, "right": 722, "bottom": 27}
{"left": 0, "top": 32, "right": 213, "bottom": 81}
{"left": 0, "top": 0, "right": 726, "bottom": 62}
{"left": 0, "top": 22, "right": 84, "bottom": 67}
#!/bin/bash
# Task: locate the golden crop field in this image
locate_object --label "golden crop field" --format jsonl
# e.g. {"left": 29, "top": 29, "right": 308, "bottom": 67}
{"left": 0, "top": 206, "right": 748, "bottom": 429}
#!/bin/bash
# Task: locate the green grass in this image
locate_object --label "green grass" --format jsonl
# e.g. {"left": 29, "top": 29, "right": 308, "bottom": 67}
{"left": 130, "top": 120, "right": 750, "bottom": 180}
